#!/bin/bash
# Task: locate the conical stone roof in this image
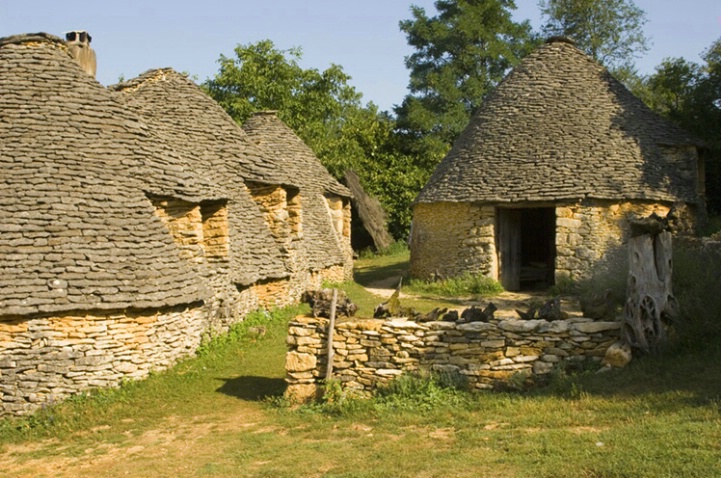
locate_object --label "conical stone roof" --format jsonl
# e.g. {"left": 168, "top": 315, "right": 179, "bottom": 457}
{"left": 242, "top": 112, "right": 351, "bottom": 270}
{"left": 110, "top": 69, "right": 286, "bottom": 186}
{"left": 0, "top": 34, "right": 208, "bottom": 316}
{"left": 242, "top": 111, "right": 352, "bottom": 198}
{"left": 416, "top": 38, "right": 702, "bottom": 205}
{"left": 111, "top": 69, "right": 290, "bottom": 284}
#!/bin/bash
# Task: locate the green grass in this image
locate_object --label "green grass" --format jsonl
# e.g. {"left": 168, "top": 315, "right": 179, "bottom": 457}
{"left": 406, "top": 272, "right": 504, "bottom": 297}
{"left": 353, "top": 247, "right": 411, "bottom": 287}
{"left": 351, "top": 247, "right": 498, "bottom": 316}
{"left": 1, "top": 252, "right": 720, "bottom": 477}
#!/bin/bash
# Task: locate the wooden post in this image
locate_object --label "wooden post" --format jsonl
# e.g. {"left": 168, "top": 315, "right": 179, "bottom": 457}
{"left": 325, "top": 288, "right": 338, "bottom": 380}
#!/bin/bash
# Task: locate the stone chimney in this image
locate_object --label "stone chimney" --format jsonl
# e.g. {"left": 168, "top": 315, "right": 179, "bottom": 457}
{"left": 65, "top": 30, "right": 97, "bottom": 77}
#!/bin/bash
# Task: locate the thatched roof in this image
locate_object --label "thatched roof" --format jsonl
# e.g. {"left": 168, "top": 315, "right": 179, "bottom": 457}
{"left": 0, "top": 34, "right": 208, "bottom": 316}
{"left": 111, "top": 69, "right": 290, "bottom": 285}
{"left": 416, "top": 38, "right": 703, "bottom": 205}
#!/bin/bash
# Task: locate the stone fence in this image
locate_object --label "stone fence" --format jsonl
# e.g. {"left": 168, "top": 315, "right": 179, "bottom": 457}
{"left": 0, "top": 305, "right": 205, "bottom": 415}
{"left": 285, "top": 315, "right": 621, "bottom": 401}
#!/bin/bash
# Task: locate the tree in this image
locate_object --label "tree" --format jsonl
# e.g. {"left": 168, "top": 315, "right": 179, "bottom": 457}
{"left": 641, "top": 58, "right": 702, "bottom": 118}
{"left": 538, "top": 0, "right": 649, "bottom": 74}
{"left": 203, "top": 40, "right": 365, "bottom": 176}
{"left": 204, "top": 40, "right": 423, "bottom": 240}
{"left": 396, "top": 0, "right": 536, "bottom": 161}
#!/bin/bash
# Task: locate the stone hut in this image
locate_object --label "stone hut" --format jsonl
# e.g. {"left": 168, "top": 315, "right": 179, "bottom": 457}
{"left": 242, "top": 111, "right": 354, "bottom": 283}
{"left": 111, "top": 76, "right": 352, "bottom": 302}
{"left": 0, "top": 33, "right": 356, "bottom": 415}
{"left": 410, "top": 37, "right": 705, "bottom": 291}
{"left": 111, "top": 69, "right": 298, "bottom": 323}
{"left": 0, "top": 34, "right": 214, "bottom": 415}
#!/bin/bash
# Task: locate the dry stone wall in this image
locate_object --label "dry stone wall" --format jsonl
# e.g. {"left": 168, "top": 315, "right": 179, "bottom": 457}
{"left": 411, "top": 200, "right": 689, "bottom": 283}
{"left": 246, "top": 183, "right": 296, "bottom": 253}
{"left": 0, "top": 305, "right": 205, "bottom": 416}
{"left": 410, "top": 202, "right": 496, "bottom": 280}
{"left": 325, "top": 195, "right": 354, "bottom": 280}
{"left": 555, "top": 200, "right": 672, "bottom": 280}
{"left": 150, "top": 196, "right": 207, "bottom": 264}
{"left": 0, "top": 271, "right": 336, "bottom": 417}
{"left": 285, "top": 314, "right": 621, "bottom": 401}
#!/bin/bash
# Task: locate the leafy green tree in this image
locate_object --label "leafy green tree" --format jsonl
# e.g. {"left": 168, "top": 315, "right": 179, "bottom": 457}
{"left": 538, "top": 0, "right": 649, "bottom": 74}
{"left": 203, "top": 40, "right": 365, "bottom": 176}
{"left": 204, "top": 40, "right": 423, "bottom": 240}
{"left": 641, "top": 58, "right": 702, "bottom": 117}
{"left": 396, "top": 0, "right": 536, "bottom": 161}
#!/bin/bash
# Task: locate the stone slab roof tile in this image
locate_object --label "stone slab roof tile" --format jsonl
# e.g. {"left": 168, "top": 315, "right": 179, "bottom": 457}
{"left": 241, "top": 112, "right": 351, "bottom": 270}
{"left": 110, "top": 69, "right": 286, "bottom": 186}
{"left": 417, "top": 39, "right": 702, "bottom": 205}
{"left": 111, "top": 69, "right": 291, "bottom": 283}
{"left": 241, "top": 111, "right": 352, "bottom": 198}
{"left": 299, "top": 192, "right": 345, "bottom": 270}
{"left": 0, "top": 33, "right": 209, "bottom": 316}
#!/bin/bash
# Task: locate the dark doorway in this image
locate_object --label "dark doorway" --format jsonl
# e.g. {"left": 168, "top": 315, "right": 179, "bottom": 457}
{"left": 497, "top": 207, "right": 556, "bottom": 291}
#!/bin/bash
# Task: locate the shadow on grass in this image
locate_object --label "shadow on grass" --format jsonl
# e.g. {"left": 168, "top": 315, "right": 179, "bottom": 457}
{"left": 354, "top": 260, "right": 410, "bottom": 287}
{"left": 525, "top": 344, "right": 721, "bottom": 407}
{"left": 216, "top": 376, "right": 286, "bottom": 401}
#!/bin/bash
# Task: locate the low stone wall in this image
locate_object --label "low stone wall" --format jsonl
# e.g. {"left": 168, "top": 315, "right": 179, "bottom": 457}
{"left": 285, "top": 315, "right": 621, "bottom": 401}
{"left": 0, "top": 263, "right": 346, "bottom": 417}
{"left": 0, "top": 304, "right": 205, "bottom": 416}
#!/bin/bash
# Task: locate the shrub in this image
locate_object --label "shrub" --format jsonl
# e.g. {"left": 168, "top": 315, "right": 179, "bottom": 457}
{"left": 373, "top": 370, "right": 470, "bottom": 411}
{"left": 671, "top": 239, "right": 721, "bottom": 347}
{"left": 569, "top": 237, "right": 721, "bottom": 348}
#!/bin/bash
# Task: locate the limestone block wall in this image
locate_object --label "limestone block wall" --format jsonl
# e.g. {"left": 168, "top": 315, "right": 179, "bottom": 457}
{"left": 150, "top": 196, "right": 206, "bottom": 264}
{"left": 555, "top": 200, "right": 672, "bottom": 280}
{"left": 410, "top": 202, "right": 496, "bottom": 280}
{"left": 246, "top": 183, "right": 296, "bottom": 253}
{"left": 201, "top": 201, "right": 230, "bottom": 261}
{"left": 315, "top": 264, "right": 348, "bottom": 286}
{"left": 0, "top": 304, "right": 205, "bottom": 416}
{"left": 325, "top": 195, "right": 354, "bottom": 281}
{"left": 0, "top": 273, "right": 312, "bottom": 417}
{"left": 285, "top": 315, "right": 620, "bottom": 401}
{"left": 248, "top": 279, "right": 293, "bottom": 310}
{"left": 287, "top": 190, "right": 303, "bottom": 241}
{"left": 412, "top": 199, "right": 696, "bottom": 284}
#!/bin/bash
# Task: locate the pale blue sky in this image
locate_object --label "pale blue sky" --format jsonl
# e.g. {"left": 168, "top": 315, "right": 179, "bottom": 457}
{"left": 2, "top": 1, "right": 720, "bottom": 112}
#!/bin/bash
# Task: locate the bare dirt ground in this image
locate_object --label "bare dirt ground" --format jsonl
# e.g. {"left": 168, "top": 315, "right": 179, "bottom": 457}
{"left": 0, "top": 407, "right": 269, "bottom": 478}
